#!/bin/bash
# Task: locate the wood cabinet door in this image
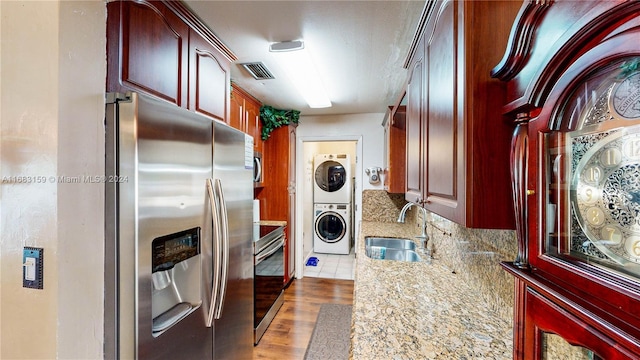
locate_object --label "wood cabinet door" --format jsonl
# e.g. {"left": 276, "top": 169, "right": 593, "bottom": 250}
{"left": 286, "top": 126, "right": 297, "bottom": 283}
{"left": 258, "top": 125, "right": 296, "bottom": 283}
{"left": 424, "top": 0, "right": 462, "bottom": 222}
{"left": 401, "top": 0, "right": 516, "bottom": 229}
{"left": 259, "top": 125, "right": 290, "bottom": 221}
{"left": 189, "top": 29, "right": 229, "bottom": 122}
{"left": 229, "top": 88, "right": 245, "bottom": 131}
{"left": 107, "top": 0, "right": 188, "bottom": 106}
{"left": 383, "top": 113, "right": 391, "bottom": 190}
{"left": 405, "top": 40, "right": 424, "bottom": 204}
{"left": 384, "top": 106, "right": 406, "bottom": 194}
{"left": 245, "top": 97, "right": 263, "bottom": 154}
{"left": 230, "top": 86, "right": 263, "bottom": 153}
{"left": 523, "top": 286, "right": 638, "bottom": 359}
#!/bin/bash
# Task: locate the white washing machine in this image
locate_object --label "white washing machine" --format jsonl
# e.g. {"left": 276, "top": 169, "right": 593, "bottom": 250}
{"left": 313, "top": 203, "right": 351, "bottom": 254}
{"left": 313, "top": 154, "right": 351, "bottom": 204}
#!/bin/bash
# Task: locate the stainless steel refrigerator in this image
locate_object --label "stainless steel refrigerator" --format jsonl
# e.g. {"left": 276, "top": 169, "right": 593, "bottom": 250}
{"left": 104, "top": 92, "right": 254, "bottom": 359}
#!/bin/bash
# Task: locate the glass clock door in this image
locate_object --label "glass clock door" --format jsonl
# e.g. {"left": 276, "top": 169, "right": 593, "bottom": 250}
{"left": 544, "top": 56, "right": 640, "bottom": 280}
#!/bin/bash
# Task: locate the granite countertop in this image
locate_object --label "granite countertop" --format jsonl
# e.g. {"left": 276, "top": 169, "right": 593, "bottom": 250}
{"left": 350, "top": 221, "right": 512, "bottom": 359}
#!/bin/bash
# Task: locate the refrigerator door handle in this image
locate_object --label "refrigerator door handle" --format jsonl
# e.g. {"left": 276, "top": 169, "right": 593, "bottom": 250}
{"left": 205, "top": 178, "right": 222, "bottom": 327}
{"left": 213, "top": 178, "right": 229, "bottom": 320}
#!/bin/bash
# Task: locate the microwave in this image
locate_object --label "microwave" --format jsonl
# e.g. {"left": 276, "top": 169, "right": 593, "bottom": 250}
{"left": 253, "top": 151, "right": 263, "bottom": 187}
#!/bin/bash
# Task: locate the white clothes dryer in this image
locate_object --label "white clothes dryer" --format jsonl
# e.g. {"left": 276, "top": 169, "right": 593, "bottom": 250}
{"left": 313, "top": 154, "right": 351, "bottom": 204}
{"left": 313, "top": 203, "right": 351, "bottom": 255}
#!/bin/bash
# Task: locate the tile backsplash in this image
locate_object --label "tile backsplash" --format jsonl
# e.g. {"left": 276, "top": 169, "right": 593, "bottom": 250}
{"left": 362, "top": 190, "right": 516, "bottom": 322}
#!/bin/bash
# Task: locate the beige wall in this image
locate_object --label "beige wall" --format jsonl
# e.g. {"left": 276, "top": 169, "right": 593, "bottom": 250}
{"left": 0, "top": 1, "right": 106, "bottom": 358}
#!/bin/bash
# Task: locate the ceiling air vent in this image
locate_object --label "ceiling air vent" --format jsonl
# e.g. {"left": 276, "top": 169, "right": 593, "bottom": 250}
{"left": 240, "top": 62, "right": 275, "bottom": 80}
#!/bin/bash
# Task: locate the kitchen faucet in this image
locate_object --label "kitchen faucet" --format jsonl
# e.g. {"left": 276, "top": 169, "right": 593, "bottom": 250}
{"left": 397, "top": 202, "right": 432, "bottom": 258}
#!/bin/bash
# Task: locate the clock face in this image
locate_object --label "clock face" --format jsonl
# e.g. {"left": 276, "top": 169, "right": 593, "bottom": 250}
{"left": 571, "top": 127, "right": 640, "bottom": 264}
{"left": 546, "top": 59, "right": 640, "bottom": 277}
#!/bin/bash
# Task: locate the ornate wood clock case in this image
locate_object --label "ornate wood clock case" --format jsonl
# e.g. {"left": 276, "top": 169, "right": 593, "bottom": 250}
{"left": 491, "top": 0, "right": 640, "bottom": 358}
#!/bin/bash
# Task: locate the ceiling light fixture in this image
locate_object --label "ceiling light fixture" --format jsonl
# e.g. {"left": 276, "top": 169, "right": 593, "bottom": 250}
{"left": 269, "top": 40, "right": 332, "bottom": 109}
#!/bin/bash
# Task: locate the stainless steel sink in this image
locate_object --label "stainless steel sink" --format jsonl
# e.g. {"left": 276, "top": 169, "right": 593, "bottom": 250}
{"left": 365, "top": 237, "right": 416, "bottom": 250}
{"left": 364, "top": 237, "right": 421, "bottom": 262}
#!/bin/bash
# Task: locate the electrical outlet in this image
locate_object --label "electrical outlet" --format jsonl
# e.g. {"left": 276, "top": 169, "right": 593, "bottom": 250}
{"left": 23, "top": 247, "right": 44, "bottom": 289}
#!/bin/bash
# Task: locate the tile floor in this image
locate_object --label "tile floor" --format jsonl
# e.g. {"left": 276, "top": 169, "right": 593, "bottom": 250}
{"left": 303, "top": 247, "right": 356, "bottom": 280}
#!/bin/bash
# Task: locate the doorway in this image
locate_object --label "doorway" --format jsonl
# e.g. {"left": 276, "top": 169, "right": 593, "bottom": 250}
{"left": 295, "top": 136, "right": 362, "bottom": 280}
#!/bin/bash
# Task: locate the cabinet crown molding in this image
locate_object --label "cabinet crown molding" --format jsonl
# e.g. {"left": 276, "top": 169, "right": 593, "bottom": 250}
{"left": 403, "top": 0, "right": 438, "bottom": 69}
{"left": 163, "top": 0, "right": 237, "bottom": 62}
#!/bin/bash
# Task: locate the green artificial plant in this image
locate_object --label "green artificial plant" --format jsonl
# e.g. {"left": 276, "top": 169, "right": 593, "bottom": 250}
{"left": 260, "top": 105, "right": 300, "bottom": 140}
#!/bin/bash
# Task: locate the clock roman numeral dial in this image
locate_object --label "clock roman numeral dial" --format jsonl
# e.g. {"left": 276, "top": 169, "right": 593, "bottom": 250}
{"left": 623, "top": 138, "right": 640, "bottom": 159}
{"left": 578, "top": 186, "right": 600, "bottom": 204}
{"left": 572, "top": 128, "right": 640, "bottom": 265}
{"left": 585, "top": 207, "right": 605, "bottom": 226}
{"left": 601, "top": 225, "right": 622, "bottom": 245}
{"left": 600, "top": 148, "right": 622, "bottom": 167}
{"left": 582, "top": 166, "right": 603, "bottom": 185}
{"left": 625, "top": 237, "right": 640, "bottom": 260}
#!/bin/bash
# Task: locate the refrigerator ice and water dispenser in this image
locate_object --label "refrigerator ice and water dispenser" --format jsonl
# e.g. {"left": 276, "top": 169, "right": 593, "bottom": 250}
{"left": 151, "top": 227, "right": 202, "bottom": 336}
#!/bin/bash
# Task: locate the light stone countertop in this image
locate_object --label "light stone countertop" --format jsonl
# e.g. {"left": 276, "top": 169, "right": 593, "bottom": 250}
{"left": 350, "top": 221, "right": 513, "bottom": 359}
{"left": 259, "top": 220, "right": 287, "bottom": 227}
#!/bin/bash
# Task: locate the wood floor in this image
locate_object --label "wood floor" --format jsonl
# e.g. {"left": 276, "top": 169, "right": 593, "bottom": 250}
{"left": 253, "top": 277, "right": 354, "bottom": 360}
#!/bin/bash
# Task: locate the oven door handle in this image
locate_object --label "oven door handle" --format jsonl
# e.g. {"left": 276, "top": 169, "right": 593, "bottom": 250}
{"left": 255, "top": 230, "right": 284, "bottom": 254}
{"left": 256, "top": 238, "right": 285, "bottom": 265}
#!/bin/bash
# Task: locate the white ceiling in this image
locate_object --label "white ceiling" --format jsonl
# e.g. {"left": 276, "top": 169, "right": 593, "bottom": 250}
{"left": 184, "top": 1, "right": 425, "bottom": 116}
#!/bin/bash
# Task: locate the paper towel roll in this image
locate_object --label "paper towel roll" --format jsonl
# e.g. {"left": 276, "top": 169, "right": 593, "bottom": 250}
{"left": 253, "top": 199, "right": 260, "bottom": 223}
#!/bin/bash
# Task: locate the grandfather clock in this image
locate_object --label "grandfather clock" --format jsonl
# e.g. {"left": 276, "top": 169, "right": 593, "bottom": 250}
{"left": 491, "top": 0, "right": 640, "bottom": 358}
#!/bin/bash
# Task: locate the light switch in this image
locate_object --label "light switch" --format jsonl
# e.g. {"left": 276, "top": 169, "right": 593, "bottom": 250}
{"left": 23, "top": 247, "right": 43, "bottom": 289}
{"left": 24, "top": 257, "right": 36, "bottom": 281}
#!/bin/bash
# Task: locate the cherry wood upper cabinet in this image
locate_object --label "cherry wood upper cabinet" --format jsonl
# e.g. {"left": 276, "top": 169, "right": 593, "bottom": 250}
{"left": 229, "top": 87, "right": 245, "bottom": 132}
{"left": 107, "top": 0, "right": 188, "bottom": 106}
{"left": 425, "top": 0, "right": 457, "bottom": 217}
{"left": 404, "top": 0, "right": 520, "bottom": 229}
{"left": 383, "top": 104, "right": 406, "bottom": 194}
{"left": 230, "top": 85, "right": 263, "bottom": 154}
{"left": 189, "top": 29, "right": 229, "bottom": 122}
{"left": 405, "top": 39, "right": 424, "bottom": 203}
{"left": 245, "top": 98, "right": 262, "bottom": 154}
{"left": 107, "top": 0, "right": 235, "bottom": 116}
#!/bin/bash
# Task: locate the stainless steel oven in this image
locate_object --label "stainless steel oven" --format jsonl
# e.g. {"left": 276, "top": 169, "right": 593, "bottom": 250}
{"left": 253, "top": 225, "right": 285, "bottom": 344}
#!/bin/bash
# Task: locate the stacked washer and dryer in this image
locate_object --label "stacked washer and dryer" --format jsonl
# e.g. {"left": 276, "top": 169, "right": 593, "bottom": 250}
{"left": 313, "top": 154, "right": 353, "bottom": 255}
